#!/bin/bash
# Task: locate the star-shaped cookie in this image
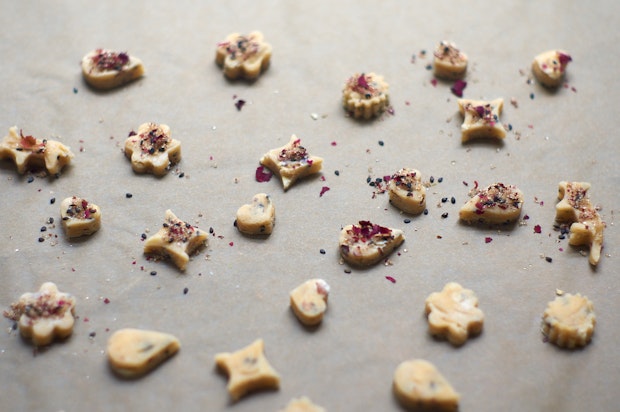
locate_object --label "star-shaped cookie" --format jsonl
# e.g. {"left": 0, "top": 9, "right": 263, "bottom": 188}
{"left": 259, "top": 135, "right": 323, "bottom": 191}
{"left": 0, "top": 126, "right": 74, "bottom": 175}
{"left": 339, "top": 220, "right": 405, "bottom": 266}
{"left": 124, "top": 123, "right": 181, "bottom": 176}
{"left": 457, "top": 98, "right": 506, "bottom": 142}
{"left": 555, "top": 181, "right": 604, "bottom": 266}
{"left": 143, "top": 209, "right": 208, "bottom": 271}
{"left": 215, "top": 338, "right": 281, "bottom": 401}
{"left": 5, "top": 282, "right": 76, "bottom": 346}
{"left": 216, "top": 31, "right": 272, "bottom": 80}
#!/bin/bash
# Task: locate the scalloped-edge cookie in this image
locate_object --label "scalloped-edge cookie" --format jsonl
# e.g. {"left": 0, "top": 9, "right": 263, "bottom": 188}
{"left": 216, "top": 31, "right": 272, "bottom": 80}
{"left": 60, "top": 196, "right": 101, "bottom": 238}
{"left": 339, "top": 220, "right": 404, "bottom": 267}
{"left": 541, "top": 292, "right": 595, "bottom": 349}
{"left": 124, "top": 122, "right": 181, "bottom": 176}
{"left": 457, "top": 98, "right": 506, "bottom": 142}
{"left": 342, "top": 72, "right": 389, "bottom": 119}
{"left": 532, "top": 50, "right": 572, "bottom": 88}
{"left": 459, "top": 182, "right": 524, "bottom": 224}
{"left": 81, "top": 48, "right": 144, "bottom": 89}
{"left": 433, "top": 41, "right": 468, "bottom": 80}
{"left": 388, "top": 168, "right": 426, "bottom": 215}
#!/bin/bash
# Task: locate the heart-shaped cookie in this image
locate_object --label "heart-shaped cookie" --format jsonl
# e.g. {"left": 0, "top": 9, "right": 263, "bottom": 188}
{"left": 236, "top": 193, "right": 275, "bottom": 235}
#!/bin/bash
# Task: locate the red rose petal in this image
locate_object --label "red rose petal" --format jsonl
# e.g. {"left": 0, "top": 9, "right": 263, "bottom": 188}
{"left": 255, "top": 166, "right": 273, "bottom": 182}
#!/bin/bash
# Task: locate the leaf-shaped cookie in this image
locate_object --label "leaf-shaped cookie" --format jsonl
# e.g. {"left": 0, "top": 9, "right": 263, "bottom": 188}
{"left": 393, "top": 359, "right": 460, "bottom": 411}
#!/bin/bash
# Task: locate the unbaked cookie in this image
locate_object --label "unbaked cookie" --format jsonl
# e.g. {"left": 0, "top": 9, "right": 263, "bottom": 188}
{"left": 216, "top": 31, "right": 272, "bottom": 80}
{"left": 433, "top": 41, "right": 468, "bottom": 80}
{"left": 459, "top": 182, "right": 524, "bottom": 224}
{"left": 457, "top": 98, "right": 506, "bottom": 142}
{"left": 289, "top": 279, "right": 330, "bottom": 326}
{"left": 0, "top": 126, "right": 74, "bottom": 175}
{"left": 236, "top": 193, "right": 275, "bottom": 235}
{"left": 388, "top": 168, "right": 426, "bottom": 215}
{"left": 124, "top": 123, "right": 181, "bottom": 176}
{"left": 541, "top": 292, "right": 595, "bottom": 349}
{"left": 393, "top": 359, "right": 459, "bottom": 412}
{"left": 339, "top": 220, "right": 404, "bottom": 266}
{"left": 532, "top": 50, "right": 572, "bottom": 88}
{"left": 81, "top": 48, "right": 144, "bottom": 89}
{"left": 60, "top": 196, "right": 101, "bottom": 238}
{"left": 280, "top": 396, "right": 326, "bottom": 412}
{"left": 342, "top": 72, "right": 389, "bottom": 119}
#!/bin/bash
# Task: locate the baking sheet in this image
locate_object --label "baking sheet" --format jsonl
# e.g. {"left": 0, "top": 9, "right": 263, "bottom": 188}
{"left": 1, "top": 1, "right": 618, "bottom": 411}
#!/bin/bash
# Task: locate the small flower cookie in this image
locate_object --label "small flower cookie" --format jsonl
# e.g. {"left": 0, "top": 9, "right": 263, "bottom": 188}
{"left": 215, "top": 338, "right": 281, "bottom": 401}
{"left": 0, "top": 126, "right": 74, "bottom": 175}
{"left": 236, "top": 193, "right": 275, "bottom": 235}
{"left": 342, "top": 72, "right": 389, "bottom": 120}
{"left": 107, "top": 328, "right": 180, "bottom": 378}
{"left": 143, "top": 209, "right": 208, "bottom": 271}
{"left": 541, "top": 292, "right": 595, "bottom": 349}
{"left": 388, "top": 168, "right": 426, "bottom": 215}
{"left": 459, "top": 182, "right": 524, "bottom": 224}
{"left": 393, "top": 359, "right": 460, "bottom": 412}
{"left": 216, "top": 31, "right": 272, "bottom": 80}
{"left": 280, "top": 397, "right": 326, "bottom": 412}
{"left": 339, "top": 220, "right": 405, "bottom": 267}
{"left": 532, "top": 50, "right": 572, "bottom": 88}
{"left": 60, "top": 196, "right": 101, "bottom": 238}
{"left": 5, "top": 282, "right": 76, "bottom": 346}
{"left": 433, "top": 41, "right": 468, "bottom": 80}
{"left": 81, "top": 48, "right": 144, "bottom": 89}
{"left": 555, "top": 181, "right": 604, "bottom": 266}
{"left": 124, "top": 123, "right": 181, "bottom": 176}
{"left": 457, "top": 98, "right": 506, "bottom": 142}
{"left": 424, "top": 282, "right": 484, "bottom": 346}
{"left": 259, "top": 135, "right": 323, "bottom": 191}
{"left": 289, "top": 279, "right": 330, "bottom": 326}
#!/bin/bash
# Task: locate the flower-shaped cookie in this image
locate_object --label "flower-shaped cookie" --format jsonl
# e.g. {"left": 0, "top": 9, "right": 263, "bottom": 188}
{"left": 60, "top": 196, "right": 101, "bottom": 238}
{"left": 259, "top": 135, "right": 323, "bottom": 191}
{"left": 387, "top": 168, "right": 426, "bottom": 215}
{"left": 542, "top": 292, "right": 595, "bottom": 349}
{"left": 6, "top": 282, "right": 76, "bottom": 346}
{"left": 457, "top": 98, "right": 506, "bottom": 142}
{"left": 532, "top": 50, "right": 572, "bottom": 88}
{"left": 81, "top": 48, "right": 144, "bottom": 89}
{"left": 236, "top": 193, "right": 276, "bottom": 235}
{"left": 0, "top": 126, "right": 74, "bottom": 175}
{"left": 555, "top": 181, "right": 604, "bottom": 266}
{"left": 424, "top": 282, "right": 484, "bottom": 346}
{"left": 433, "top": 41, "right": 468, "bottom": 80}
{"left": 215, "top": 339, "right": 281, "bottom": 401}
{"left": 339, "top": 220, "right": 405, "bottom": 267}
{"left": 216, "top": 31, "right": 272, "bottom": 80}
{"left": 143, "top": 209, "right": 208, "bottom": 271}
{"left": 289, "top": 279, "right": 330, "bottom": 326}
{"left": 459, "top": 182, "right": 524, "bottom": 224}
{"left": 124, "top": 123, "right": 181, "bottom": 176}
{"left": 342, "top": 72, "right": 389, "bottom": 119}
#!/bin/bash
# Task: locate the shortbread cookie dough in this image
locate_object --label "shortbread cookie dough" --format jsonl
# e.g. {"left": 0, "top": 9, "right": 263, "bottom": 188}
{"left": 542, "top": 292, "right": 595, "bottom": 349}
{"left": 107, "top": 328, "right": 180, "bottom": 378}
{"left": 280, "top": 396, "right": 326, "bottom": 412}
{"left": 236, "top": 193, "right": 275, "bottom": 235}
{"left": 124, "top": 123, "right": 181, "bottom": 176}
{"left": 342, "top": 72, "right": 389, "bottom": 120}
{"left": 0, "top": 126, "right": 74, "bottom": 175}
{"left": 393, "top": 359, "right": 460, "bottom": 412}
{"left": 459, "top": 182, "right": 524, "bottom": 224}
{"left": 143, "top": 209, "right": 208, "bottom": 271}
{"left": 4, "top": 282, "right": 76, "bottom": 346}
{"left": 532, "top": 50, "right": 572, "bottom": 88}
{"left": 60, "top": 196, "right": 101, "bottom": 238}
{"left": 81, "top": 48, "right": 144, "bottom": 89}
{"left": 339, "top": 220, "right": 405, "bottom": 267}
{"left": 425, "top": 282, "right": 484, "bottom": 346}
{"left": 433, "top": 41, "right": 468, "bottom": 80}
{"left": 388, "top": 168, "right": 426, "bottom": 215}
{"left": 290, "top": 279, "right": 330, "bottom": 326}
{"left": 457, "top": 98, "right": 506, "bottom": 142}
{"left": 555, "top": 181, "right": 604, "bottom": 266}
{"left": 259, "top": 135, "right": 323, "bottom": 191}
{"left": 215, "top": 338, "right": 281, "bottom": 401}
{"left": 216, "top": 31, "right": 272, "bottom": 80}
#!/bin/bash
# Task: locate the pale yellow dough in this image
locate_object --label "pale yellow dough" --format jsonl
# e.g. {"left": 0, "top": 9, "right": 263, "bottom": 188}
{"left": 532, "top": 49, "right": 572, "bottom": 88}
{"left": 433, "top": 41, "right": 468, "bottom": 80}
{"left": 107, "top": 328, "right": 180, "bottom": 378}
{"left": 215, "top": 339, "right": 281, "bottom": 401}
{"left": 388, "top": 168, "right": 426, "bottom": 215}
{"left": 236, "top": 193, "right": 275, "bottom": 235}
{"left": 81, "top": 48, "right": 144, "bottom": 89}
{"left": 457, "top": 98, "right": 506, "bottom": 142}
{"left": 393, "top": 359, "right": 460, "bottom": 412}
{"left": 555, "top": 181, "right": 604, "bottom": 266}
{"left": 339, "top": 221, "right": 404, "bottom": 267}
{"left": 542, "top": 292, "right": 595, "bottom": 349}
{"left": 289, "top": 279, "right": 330, "bottom": 326}
{"left": 280, "top": 396, "right": 326, "bottom": 412}
{"left": 425, "top": 282, "right": 484, "bottom": 346}
{"left": 459, "top": 182, "right": 524, "bottom": 224}
{"left": 342, "top": 72, "right": 389, "bottom": 120}
{"left": 260, "top": 135, "right": 323, "bottom": 191}
{"left": 216, "top": 31, "right": 272, "bottom": 80}
{"left": 0, "top": 126, "right": 73, "bottom": 175}
{"left": 124, "top": 123, "right": 181, "bottom": 176}
{"left": 60, "top": 196, "right": 101, "bottom": 238}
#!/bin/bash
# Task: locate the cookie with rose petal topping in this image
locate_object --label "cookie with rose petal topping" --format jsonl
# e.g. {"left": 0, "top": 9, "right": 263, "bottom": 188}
{"left": 339, "top": 220, "right": 404, "bottom": 266}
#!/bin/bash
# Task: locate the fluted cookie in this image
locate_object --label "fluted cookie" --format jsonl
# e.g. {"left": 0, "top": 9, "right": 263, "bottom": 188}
{"left": 342, "top": 72, "right": 389, "bottom": 120}
{"left": 542, "top": 292, "right": 595, "bottom": 349}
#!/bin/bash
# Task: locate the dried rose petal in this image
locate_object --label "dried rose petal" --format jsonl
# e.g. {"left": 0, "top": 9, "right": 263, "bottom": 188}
{"left": 255, "top": 166, "right": 273, "bottom": 182}
{"left": 357, "top": 73, "right": 369, "bottom": 89}
{"left": 534, "top": 224, "right": 542, "bottom": 234}
{"left": 485, "top": 237, "right": 493, "bottom": 243}
{"left": 451, "top": 79, "right": 467, "bottom": 97}
{"left": 235, "top": 99, "right": 246, "bottom": 111}
{"left": 319, "top": 186, "right": 330, "bottom": 197}
{"left": 385, "top": 276, "right": 396, "bottom": 283}
{"left": 558, "top": 52, "right": 572, "bottom": 67}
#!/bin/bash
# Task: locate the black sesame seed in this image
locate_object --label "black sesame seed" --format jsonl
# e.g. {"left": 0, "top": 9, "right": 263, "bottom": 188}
{"left": 344, "top": 268, "right": 352, "bottom": 274}
{"left": 451, "top": 197, "right": 456, "bottom": 204}
{"left": 73, "top": 87, "right": 78, "bottom": 94}
{"left": 40, "top": 226, "right": 46, "bottom": 232}
{"left": 441, "top": 212, "right": 449, "bottom": 218}
{"left": 178, "top": 172, "right": 185, "bottom": 178}
{"left": 438, "top": 177, "right": 443, "bottom": 183}
{"left": 320, "top": 249, "right": 326, "bottom": 255}
{"left": 530, "top": 93, "right": 535, "bottom": 100}
{"left": 545, "top": 256, "right": 553, "bottom": 263}
{"left": 404, "top": 218, "right": 411, "bottom": 224}
{"left": 209, "top": 227, "right": 214, "bottom": 234}
{"left": 183, "top": 287, "right": 189, "bottom": 295}
{"left": 125, "top": 193, "right": 133, "bottom": 198}
{"left": 423, "top": 209, "right": 429, "bottom": 215}
{"left": 141, "top": 233, "right": 147, "bottom": 240}
{"left": 334, "top": 170, "right": 340, "bottom": 176}
{"left": 150, "top": 271, "right": 157, "bottom": 276}
{"left": 441, "top": 197, "right": 448, "bottom": 203}
{"left": 378, "top": 140, "right": 384, "bottom": 146}
{"left": 89, "top": 332, "right": 96, "bottom": 338}
{"left": 38, "top": 237, "right": 45, "bottom": 242}
{"left": 233, "top": 219, "right": 237, "bottom": 227}
{"left": 558, "top": 234, "right": 566, "bottom": 240}
{"left": 429, "top": 176, "right": 435, "bottom": 184}
{"left": 366, "top": 177, "right": 371, "bottom": 184}
{"left": 27, "top": 176, "right": 34, "bottom": 183}
{"left": 50, "top": 197, "right": 56, "bottom": 204}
